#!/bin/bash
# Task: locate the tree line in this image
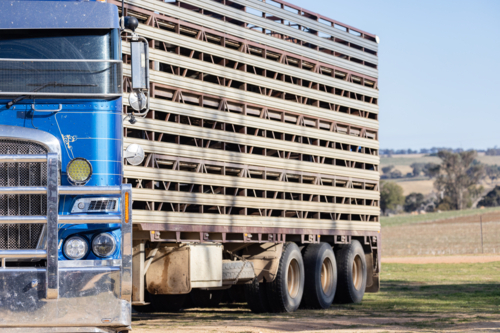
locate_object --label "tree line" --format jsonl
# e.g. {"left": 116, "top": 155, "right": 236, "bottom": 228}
{"left": 380, "top": 150, "right": 500, "bottom": 214}
{"left": 380, "top": 146, "right": 500, "bottom": 156}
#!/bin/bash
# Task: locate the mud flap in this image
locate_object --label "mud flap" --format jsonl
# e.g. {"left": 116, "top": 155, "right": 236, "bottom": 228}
{"left": 364, "top": 252, "right": 380, "bottom": 293}
{"left": 146, "top": 245, "right": 191, "bottom": 295}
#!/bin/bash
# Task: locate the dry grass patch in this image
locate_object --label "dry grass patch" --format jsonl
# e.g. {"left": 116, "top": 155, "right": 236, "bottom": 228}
{"left": 132, "top": 263, "right": 500, "bottom": 332}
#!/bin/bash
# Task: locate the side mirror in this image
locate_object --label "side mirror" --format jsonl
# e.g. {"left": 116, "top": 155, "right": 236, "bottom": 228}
{"left": 124, "top": 144, "right": 145, "bottom": 166}
{"left": 130, "top": 39, "right": 148, "bottom": 91}
{"left": 129, "top": 34, "right": 149, "bottom": 112}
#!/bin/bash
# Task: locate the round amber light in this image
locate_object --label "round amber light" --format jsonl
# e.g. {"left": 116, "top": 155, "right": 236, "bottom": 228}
{"left": 67, "top": 158, "right": 92, "bottom": 185}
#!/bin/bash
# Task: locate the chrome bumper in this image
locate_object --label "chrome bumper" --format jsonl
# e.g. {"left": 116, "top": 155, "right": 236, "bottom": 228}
{"left": 0, "top": 153, "right": 132, "bottom": 330}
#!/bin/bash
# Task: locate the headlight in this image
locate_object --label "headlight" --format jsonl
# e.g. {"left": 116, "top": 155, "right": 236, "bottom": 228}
{"left": 92, "top": 233, "right": 116, "bottom": 258}
{"left": 64, "top": 236, "right": 88, "bottom": 260}
{"left": 67, "top": 158, "right": 92, "bottom": 185}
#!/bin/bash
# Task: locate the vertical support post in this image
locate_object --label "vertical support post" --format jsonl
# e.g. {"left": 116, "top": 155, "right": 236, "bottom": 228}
{"left": 132, "top": 240, "right": 146, "bottom": 303}
{"left": 46, "top": 153, "right": 59, "bottom": 299}
{"left": 480, "top": 215, "right": 484, "bottom": 254}
{"left": 121, "top": 184, "right": 133, "bottom": 301}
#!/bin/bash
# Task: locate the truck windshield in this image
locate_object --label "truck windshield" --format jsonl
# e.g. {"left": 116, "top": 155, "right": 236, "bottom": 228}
{"left": 0, "top": 29, "right": 122, "bottom": 97}
{"left": 0, "top": 29, "right": 120, "bottom": 60}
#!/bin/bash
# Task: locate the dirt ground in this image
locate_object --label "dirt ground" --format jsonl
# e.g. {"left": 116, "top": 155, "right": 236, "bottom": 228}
{"left": 132, "top": 316, "right": 500, "bottom": 333}
{"left": 132, "top": 305, "right": 500, "bottom": 333}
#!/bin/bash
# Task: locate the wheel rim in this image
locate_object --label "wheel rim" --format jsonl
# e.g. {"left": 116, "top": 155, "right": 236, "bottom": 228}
{"left": 352, "top": 254, "right": 363, "bottom": 290}
{"left": 320, "top": 257, "right": 334, "bottom": 295}
{"left": 286, "top": 258, "right": 300, "bottom": 298}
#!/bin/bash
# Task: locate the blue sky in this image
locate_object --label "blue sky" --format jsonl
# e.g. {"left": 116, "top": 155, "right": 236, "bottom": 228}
{"left": 288, "top": 0, "right": 500, "bottom": 150}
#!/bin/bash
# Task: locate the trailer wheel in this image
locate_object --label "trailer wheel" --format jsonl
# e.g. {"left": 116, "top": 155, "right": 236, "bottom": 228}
{"left": 267, "top": 242, "right": 304, "bottom": 313}
{"left": 190, "top": 289, "right": 225, "bottom": 308}
{"left": 150, "top": 294, "right": 187, "bottom": 312}
{"left": 334, "top": 240, "right": 367, "bottom": 304}
{"left": 301, "top": 243, "right": 337, "bottom": 309}
{"left": 244, "top": 277, "right": 271, "bottom": 313}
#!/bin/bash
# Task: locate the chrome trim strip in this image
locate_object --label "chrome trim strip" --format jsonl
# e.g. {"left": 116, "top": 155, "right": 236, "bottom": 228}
{"left": 0, "top": 328, "right": 118, "bottom": 333}
{"left": 0, "top": 58, "right": 122, "bottom": 63}
{"left": 46, "top": 153, "right": 59, "bottom": 299}
{"left": 0, "top": 216, "right": 47, "bottom": 224}
{"left": 59, "top": 215, "right": 121, "bottom": 224}
{"left": 59, "top": 186, "right": 121, "bottom": 195}
{"left": 0, "top": 93, "right": 123, "bottom": 97}
{"left": 0, "top": 125, "right": 61, "bottom": 158}
{"left": 121, "top": 184, "right": 133, "bottom": 302}
{"left": 0, "top": 154, "right": 47, "bottom": 163}
{"left": 59, "top": 259, "right": 122, "bottom": 268}
{"left": 0, "top": 186, "right": 47, "bottom": 194}
{"left": 0, "top": 249, "right": 47, "bottom": 259}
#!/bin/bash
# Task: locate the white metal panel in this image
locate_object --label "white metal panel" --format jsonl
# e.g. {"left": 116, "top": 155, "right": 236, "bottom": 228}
{"left": 124, "top": 166, "right": 380, "bottom": 200}
{"left": 180, "top": 0, "right": 378, "bottom": 65}
{"left": 132, "top": 210, "right": 381, "bottom": 231}
{"left": 123, "top": 137, "right": 380, "bottom": 180}
{"left": 123, "top": 66, "right": 380, "bottom": 129}
{"left": 129, "top": 26, "right": 379, "bottom": 98}
{"left": 124, "top": 0, "right": 378, "bottom": 78}
{"left": 133, "top": 188, "right": 380, "bottom": 215}
{"left": 189, "top": 244, "right": 223, "bottom": 288}
{"left": 126, "top": 117, "right": 379, "bottom": 165}
{"left": 123, "top": 97, "right": 379, "bottom": 149}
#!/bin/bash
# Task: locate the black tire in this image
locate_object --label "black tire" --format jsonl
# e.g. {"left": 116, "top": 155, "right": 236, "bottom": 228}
{"left": 334, "top": 240, "right": 367, "bottom": 304}
{"left": 190, "top": 289, "right": 225, "bottom": 308}
{"left": 267, "top": 242, "right": 304, "bottom": 313}
{"left": 244, "top": 278, "right": 271, "bottom": 313}
{"left": 301, "top": 243, "right": 337, "bottom": 309}
{"left": 150, "top": 293, "right": 187, "bottom": 312}
{"left": 225, "top": 285, "right": 246, "bottom": 304}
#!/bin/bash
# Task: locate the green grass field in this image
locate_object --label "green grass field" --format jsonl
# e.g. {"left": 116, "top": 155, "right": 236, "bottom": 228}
{"left": 381, "top": 206, "right": 500, "bottom": 228}
{"left": 132, "top": 262, "right": 500, "bottom": 331}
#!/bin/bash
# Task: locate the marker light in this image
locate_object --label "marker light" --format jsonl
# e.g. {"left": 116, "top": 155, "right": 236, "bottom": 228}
{"left": 92, "top": 233, "right": 116, "bottom": 258}
{"left": 64, "top": 236, "right": 88, "bottom": 260}
{"left": 124, "top": 192, "right": 130, "bottom": 223}
{"left": 67, "top": 158, "right": 92, "bottom": 185}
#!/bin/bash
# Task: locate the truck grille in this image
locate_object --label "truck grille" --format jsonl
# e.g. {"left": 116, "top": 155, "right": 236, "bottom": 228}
{"left": 0, "top": 139, "right": 47, "bottom": 249}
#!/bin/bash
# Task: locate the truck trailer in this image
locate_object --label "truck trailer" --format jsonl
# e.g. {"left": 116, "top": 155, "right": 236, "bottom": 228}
{"left": 118, "top": 0, "right": 381, "bottom": 313}
{"left": 0, "top": 0, "right": 380, "bottom": 331}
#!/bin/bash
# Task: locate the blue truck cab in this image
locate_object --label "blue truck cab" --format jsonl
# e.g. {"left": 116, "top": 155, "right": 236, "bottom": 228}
{"left": 0, "top": 1, "right": 146, "bottom": 332}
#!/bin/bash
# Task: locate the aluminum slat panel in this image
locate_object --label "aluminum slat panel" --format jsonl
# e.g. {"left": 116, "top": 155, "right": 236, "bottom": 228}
{"left": 124, "top": 97, "right": 379, "bottom": 149}
{"left": 124, "top": 0, "right": 378, "bottom": 78}
{"left": 132, "top": 210, "right": 381, "bottom": 231}
{"left": 229, "top": 0, "right": 378, "bottom": 51}
{"left": 124, "top": 166, "right": 380, "bottom": 200}
{"left": 129, "top": 26, "right": 379, "bottom": 98}
{"left": 123, "top": 66, "right": 379, "bottom": 129}
{"left": 123, "top": 46, "right": 379, "bottom": 114}
{"left": 125, "top": 117, "right": 379, "bottom": 165}
{"left": 133, "top": 188, "right": 380, "bottom": 215}
{"left": 180, "top": 0, "right": 378, "bottom": 65}
{"left": 123, "top": 137, "right": 379, "bottom": 180}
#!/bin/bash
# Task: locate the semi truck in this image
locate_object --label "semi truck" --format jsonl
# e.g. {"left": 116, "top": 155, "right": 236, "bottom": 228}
{"left": 0, "top": 0, "right": 380, "bottom": 331}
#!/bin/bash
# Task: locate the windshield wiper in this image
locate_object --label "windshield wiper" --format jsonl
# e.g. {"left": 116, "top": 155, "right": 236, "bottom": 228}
{"left": 6, "top": 82, "right": 98, "bottom": 109}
